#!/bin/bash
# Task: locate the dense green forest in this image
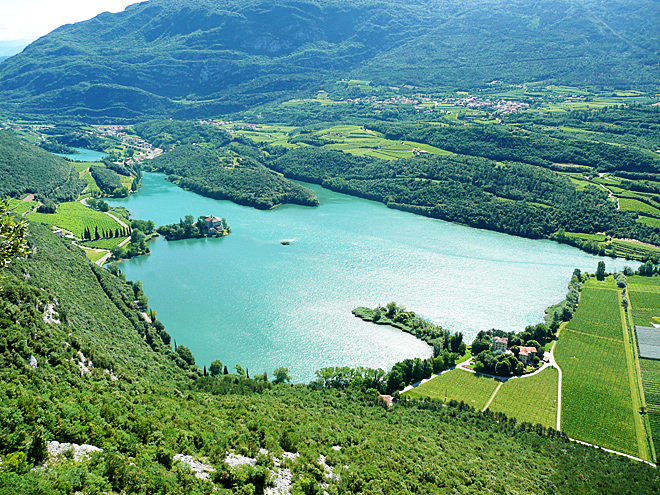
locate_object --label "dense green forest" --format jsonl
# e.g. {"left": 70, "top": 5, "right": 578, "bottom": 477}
{"left": 145, "top": 144, "right": 319, "bottom": 209}
{"left": 0, "top": 0, "right": 659, "bottom": 119}
{"left": 0, "top": 131, "right": 85, "bottom": 202}
{"left": 268, "top": 147, "right": 660, "bottom": 243}
{"left": 1, "top": 224, "right": 659, "bottom": 493}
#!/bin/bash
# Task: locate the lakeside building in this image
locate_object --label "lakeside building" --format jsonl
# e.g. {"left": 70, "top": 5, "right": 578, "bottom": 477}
{"left": 492, "top": 336, "right": 508, "bottom": 354}
{"left": 518, "top": 346, "right": 537, "bottom": 365}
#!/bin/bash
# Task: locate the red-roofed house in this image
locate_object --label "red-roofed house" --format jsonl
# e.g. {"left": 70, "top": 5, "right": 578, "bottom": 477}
{"left": 518, "top": 347, "right": 537, "bottom": 365}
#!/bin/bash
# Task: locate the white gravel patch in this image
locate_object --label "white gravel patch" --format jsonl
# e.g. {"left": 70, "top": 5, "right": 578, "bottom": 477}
{"left": 265, "top": 467, "right": 294, "bottom": 495}
{"left": 174, "top": 454, "right": 216, "bottom": 480}
{"left": 224, "top": 453, "right": 257, "bottom": 467}
{"left": 47, "top": 440, "right": 102, "bottom": 463}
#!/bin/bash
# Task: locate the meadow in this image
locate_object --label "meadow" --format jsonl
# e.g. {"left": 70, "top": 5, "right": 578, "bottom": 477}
{"left": 7, "top": 197, "right": 38, "bottom": 215}
{"left": 403, "top": 369, "right": 500, "bottom": 410}
{"left": 28, "top": 201, "right": 123, "bottom": 239}
{"left": 554, "top": 283, "right": 641, "bottom": 457}
{"left": 488, "top": 367, "right": 559, "bottom": 429}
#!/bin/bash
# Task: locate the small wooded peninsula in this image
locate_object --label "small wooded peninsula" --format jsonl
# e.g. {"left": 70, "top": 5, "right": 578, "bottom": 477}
{"left": 156, "top": 214, "right": 231, "bottom": 241}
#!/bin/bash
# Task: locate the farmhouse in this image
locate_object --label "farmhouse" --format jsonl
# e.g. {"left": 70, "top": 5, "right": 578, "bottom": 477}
{"left": 518, "top": 346, "right": 537, "bottom": 365}
{"left": 492, "top": 336, "right": 508, "bottom": 354}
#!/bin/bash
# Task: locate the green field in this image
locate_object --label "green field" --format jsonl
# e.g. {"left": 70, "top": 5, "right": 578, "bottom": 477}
{"left": 403, "top": 369, "right": 500, "bottom": 410}
{"left": 28, "top": 201, "right": 122, "bottom": 239}
{"left": 638, "top": 216, "right": 660, "bottom": 229}
{"left": 619, "top": 198, "right": 660, "bottom": 216}
{"left": 488, "top": 367, "right": 559, "bottom": 429}
{"left": 7, "top": 197, "right": 38, "bottom": 215}
{"left": 640, "top": 359, "right": 660, "bottom": 459}
{"left": 630, "top": 288, "right": 660, "bottom": 327}
{"left": 79, "top": 237, "right": 126, "bottom": 250}
{"left": 555, "top": 285, "right": 640, "bottom": 456}
{"left": 81, "top": 248, "right": 107, "bottom": 263}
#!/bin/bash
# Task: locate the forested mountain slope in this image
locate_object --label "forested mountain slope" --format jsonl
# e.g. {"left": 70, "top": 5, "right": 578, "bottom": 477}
{"left": 0, "top": 131, "right": 85, "bottom": 202}
{"left": 0, "top": 0, "right": 658, "bottom": 119}
{"left": 1, "top": 224, "right": 659, "bottom": 493}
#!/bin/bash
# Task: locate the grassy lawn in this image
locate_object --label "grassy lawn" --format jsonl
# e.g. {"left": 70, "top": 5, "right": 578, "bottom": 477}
{"left": 403, "top": 369, "right": 500, "bottom": 410}
{"left": 554, "top": 284, "right": 640, "bottom": 456}
{"left": 488, "top": 367, "right": 559, "bottom": 429}
{"left": 79, "top": 237, "right": 126, "bottom": 250}
{"left": 82, "top": 248, "right": 107, "bottom": 264}
{"left": 28, "top": 201, "right": 123, "bottom": 239}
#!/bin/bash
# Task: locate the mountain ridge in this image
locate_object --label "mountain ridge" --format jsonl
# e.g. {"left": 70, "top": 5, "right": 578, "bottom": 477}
{"left": 0, "top": 0, "right": 658, "bottom": 119}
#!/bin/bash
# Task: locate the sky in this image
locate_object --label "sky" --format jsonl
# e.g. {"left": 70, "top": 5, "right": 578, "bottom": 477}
{"left": 0, "top": 0, "right": 140, "bottom": 42}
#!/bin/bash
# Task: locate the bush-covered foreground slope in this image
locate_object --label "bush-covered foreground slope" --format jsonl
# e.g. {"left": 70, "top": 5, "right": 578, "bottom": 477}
{"left": 0, "top": 131, "right": 85, "bottom": 202}
{"left": 1, "top": 224, "right": 660, "bottom": 493}
{"left": 0, "top": 0, "right": 659, "bottom": 119}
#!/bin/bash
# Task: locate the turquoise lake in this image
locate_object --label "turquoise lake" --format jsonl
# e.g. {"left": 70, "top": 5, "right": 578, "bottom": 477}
{"left": 109, "top": 173, "right": 637, "bottom": 381}
{"left": 54, "top": 147, "right": 107, "bottom": 162}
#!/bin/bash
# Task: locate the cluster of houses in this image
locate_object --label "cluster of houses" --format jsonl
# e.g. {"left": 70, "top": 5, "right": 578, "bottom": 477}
{"left": 95, "top": 126, "right": 163, "bottom": 165}
{"left": 491, "top": 336, "right": 539, "bottom": 366}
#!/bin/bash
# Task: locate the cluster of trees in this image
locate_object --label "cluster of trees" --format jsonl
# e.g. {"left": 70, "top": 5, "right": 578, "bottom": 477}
{"left": 80, "top": 225, "right": 129, "bottom": 241}
{"left": 156, "top": 215, "right": 229, "bottom": 241}
{"left": 354, "top": 302, "right": 465, "bottom": 356}
{"left": 89, "top": 165, "right": 128, "bottom": 197}
{"left": 0, "top": 130, "right": 85, "bottom": 203}
{"left": 146, "top": 144, "right": 319, "bottom": 209}
{"left": 111, "top": 229, "right": 150, "bottom": 260}
{"left": 86, "top": 197, "right": 110, "bottom": 212}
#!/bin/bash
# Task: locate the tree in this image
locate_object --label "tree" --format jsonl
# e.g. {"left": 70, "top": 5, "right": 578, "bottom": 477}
{"left": 176, "top": 345, "right": 195, "bottom": 366}
{"left": 0, "top": 200, "right": 28, "bottom": 266}
{"left": 223, "top": 365, "right": 228, "bottom": 375}
{"left": 209, "top": 359, "right": 223, "bottom": 376}
{"left": 234, "top": 364, "right": 247, "bottom": 377}
{"left": 386, "top": 301, "right": 398, "bottom": 318}
{"left": 596, "top": 261, "right": 606, "bottom": 281}
{"left": 273, "top": 367, "right": 291, "bottom": 384}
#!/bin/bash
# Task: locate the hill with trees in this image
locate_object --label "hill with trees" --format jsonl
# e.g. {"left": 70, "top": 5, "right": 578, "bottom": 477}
{"left": 0, "top": 0, "right": 658, "bottom": 119}
{"left": 1, "top": 223, "right": 659, "bottom": 493}
{"left": 0, "top": 131, "right": 85, "bottom": 202}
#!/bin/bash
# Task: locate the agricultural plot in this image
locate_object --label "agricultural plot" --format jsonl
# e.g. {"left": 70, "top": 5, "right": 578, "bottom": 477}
{"left": 403, "top": 369, "right": 499, "bottom": 410}
{"left": 640, "top": 359, "right": 660, "bottom": 458}
{"left": 619, "top": 198, "right": 660, "bottom": 216}
{"left": 28, "top": 201, "right": 122, "bottom": 239}
{"left": 554, "top": 285, "right": 640, "bottom": 456}
{"left": 80, "top": 169, "right": 100, "bottom": 194}
{"left": 635, "top": 326, "right": 660, "bottom": 360}
{"left": 487, "top": 367, "right": 559, "bottom": 429}
{"left": 638, "top": 216, "right": 660, "bottom": 229}
{"left": 7, "top": 197, "right": 38, "bottom": 215}
{"left": 610, "top": 239, "right": 660, "bottom": 261}
{"left": 629, "top": 287, "right": 660, "bottom": 328}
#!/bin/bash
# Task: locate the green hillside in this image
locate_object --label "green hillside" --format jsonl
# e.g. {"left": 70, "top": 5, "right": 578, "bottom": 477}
{"left": 1, "top": 224, "right": 659, "bottom": 493}
{"left": 0, "top": 131, "right": 85, "bottom": 202}
{"left": 0, "top": 0, "right": 659, "bottom": 119}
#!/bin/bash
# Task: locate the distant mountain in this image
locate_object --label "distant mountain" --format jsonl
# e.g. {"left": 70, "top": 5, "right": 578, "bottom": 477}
{"left": 0, "top": 0, "right": 658, "bottom": 119}
{"left": 0, "top": 57, "right": 8, "bottom": 64}
{"left": 0, "top": 39, "right": 31, "bottom": 57}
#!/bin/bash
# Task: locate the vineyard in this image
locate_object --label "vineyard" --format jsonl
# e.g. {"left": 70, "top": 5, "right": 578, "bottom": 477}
{"left": 79, "top": 237, "right": 126, "bottom": 250}
{"left": 554, "top": 283, "right": 640, "bottom": 456}
{"left": 629, "top": 278, "right": 660, "bottom": 328}
{"left": 404, "top": 369, "right": 500, "bottom": 410}
{"left": 28, "top": 201, "right": 123, "bottom": 239}
{"left": 7, "top": 197, "right": 38, "bottom": 215}
{"left": 488, "top": 367, "right": 559, "bottom": 429}
{"left": 640, "top": 359, "right": 660, "bottom": 459}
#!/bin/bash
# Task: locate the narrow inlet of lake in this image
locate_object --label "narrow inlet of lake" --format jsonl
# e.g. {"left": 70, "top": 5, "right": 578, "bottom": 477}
{"left": 109, "top": 173, "right": 637, "bottom": 381}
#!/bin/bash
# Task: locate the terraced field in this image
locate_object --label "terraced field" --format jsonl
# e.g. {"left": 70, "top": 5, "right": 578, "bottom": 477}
{"left": 554, "top": 284, "right": 640, "bottom": 456}
{"left": 488, "top": 367, "right": 559, "bottom": 429}
{"left": 403, "top": 369, "right": 499, "bottom": 410}
{"left": 28, "top": 201, "right": 122, "bottom": 239}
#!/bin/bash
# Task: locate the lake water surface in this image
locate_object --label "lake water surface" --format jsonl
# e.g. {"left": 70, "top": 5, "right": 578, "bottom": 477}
{"left": 109, "top": 173, "right": 636, "bottom": 381}
{"left": 54, "top": 147, "right": 107, "bottom": 162}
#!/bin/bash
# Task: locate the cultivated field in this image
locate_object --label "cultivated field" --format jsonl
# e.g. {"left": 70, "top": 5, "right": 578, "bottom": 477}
{"left": 487, "top": 367, "right": 559, "bottom": 429}
{"left": 640, "top": 359, "right": 660, "bottom": 458}
{"left": 28, "top": 201, "right": 123, "bottom": 239}
{"left": 554, "top": 284, "right": 640, "bottom": 456}
{"left": 403, "top": 369, "right": 499, "bottom": 410}
{"left": 619, "top": 198, "right": 660, "bottom": 216}
{"left": 7, "top": 197, "right": 38, "bottom": 215}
